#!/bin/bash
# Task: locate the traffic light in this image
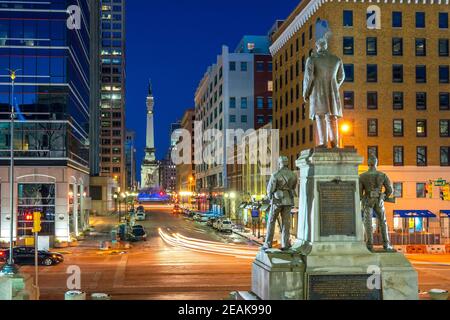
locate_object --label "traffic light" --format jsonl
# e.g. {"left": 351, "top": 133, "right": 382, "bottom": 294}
{"left": 25, "top": 213, "right": 33, "bottom": 221}
{"left": 32, "top": 211, "right": 42, "bottom": 233}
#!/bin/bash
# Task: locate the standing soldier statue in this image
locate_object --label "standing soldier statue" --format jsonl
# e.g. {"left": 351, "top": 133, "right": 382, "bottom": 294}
{"left": 359, "top": 155, "right": 395, "bottom": 252}
{"left": 263, "top": 156, "right": 298, "bottom": 251}
{"left": 303, "top": 37, "right": 345, "bottom": 148}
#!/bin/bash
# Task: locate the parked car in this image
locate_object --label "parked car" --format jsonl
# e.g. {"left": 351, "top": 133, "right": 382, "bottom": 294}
{"left": 207, "top": 217, "right": 218, "bottom": 227}
{"left": 0, "top": 247, "right": 64, "bottom": 266}
{"left": 136, "top": 212, "right": 146, "bottom": 221}
{"left": 136, "top": 206, "right": 145, "bottom": 213}
{"left": 216, "top": 219, "right": 233, "bottom": 233}
{"left": 128, "top": 225, "right": 147, "bottom": 242}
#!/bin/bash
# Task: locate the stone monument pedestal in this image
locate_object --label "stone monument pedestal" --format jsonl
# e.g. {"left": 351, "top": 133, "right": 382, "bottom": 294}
{"left": 244, "top": 148, "right": 418, "bottom": 300}
{"left": 0, "top": 273, "right": 37, "bottom": 300}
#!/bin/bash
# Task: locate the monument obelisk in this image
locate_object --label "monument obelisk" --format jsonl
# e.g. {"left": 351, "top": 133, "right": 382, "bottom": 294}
{"left": 140, "top": 80, "right": 159, "bottom": 190}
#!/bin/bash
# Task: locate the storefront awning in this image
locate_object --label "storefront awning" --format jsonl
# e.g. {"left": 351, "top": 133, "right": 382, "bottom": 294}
{"left": 239, "top": 203, "right": 247, "bottom": 209}
{"left": 260, "top": 204, "right": 270, "bottom": 212}
{"left": 441, "top": 210, "right": 450, "bottom": 217}
{"left": 245, "top": 205, "right": 253, "bottom": 209}
{"left": 394, "top": 210, "right": 436, "bottom": 218}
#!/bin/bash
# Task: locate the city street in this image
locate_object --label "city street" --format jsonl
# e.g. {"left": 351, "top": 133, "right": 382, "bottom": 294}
{"left": 20, "top": 204, "right": 257, "bottom": 300}
{"left": 14, "top": 204, "right": 450, "bottom": 300}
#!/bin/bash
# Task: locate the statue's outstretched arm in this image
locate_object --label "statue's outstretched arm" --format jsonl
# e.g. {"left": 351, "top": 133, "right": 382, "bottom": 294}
{"left": 303, "top": 58, "right": 314, "bottom": 100}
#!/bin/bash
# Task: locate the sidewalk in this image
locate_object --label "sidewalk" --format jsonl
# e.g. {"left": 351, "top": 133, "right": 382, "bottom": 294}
{"left": 233, "top": 228, "right": 264, "bottom": 246}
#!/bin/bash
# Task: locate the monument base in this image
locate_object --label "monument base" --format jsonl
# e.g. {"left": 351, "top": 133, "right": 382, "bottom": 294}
{"left": 242, "top": 245, "right": 418, "bottom": 300}
{"left": 0, "top": 273, "right": 37, "bottom": 300}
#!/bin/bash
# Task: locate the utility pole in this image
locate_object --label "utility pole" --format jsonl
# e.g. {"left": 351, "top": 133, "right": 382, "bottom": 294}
{"left": 0, "top": 69, "right": 21, "bottom": 276}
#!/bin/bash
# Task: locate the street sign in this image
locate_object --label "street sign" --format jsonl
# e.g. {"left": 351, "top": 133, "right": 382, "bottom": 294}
{"left": 434, "top": 179, "right": 447, "bottom": 187}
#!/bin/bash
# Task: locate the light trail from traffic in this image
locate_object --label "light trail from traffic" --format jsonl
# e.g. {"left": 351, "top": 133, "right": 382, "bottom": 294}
{"left": 159, "top": 228, "right": 259, "bottom": 259}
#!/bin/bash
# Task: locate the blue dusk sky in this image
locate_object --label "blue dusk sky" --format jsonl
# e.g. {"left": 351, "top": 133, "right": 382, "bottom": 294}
{"left": 125, "top": 0, "right": 298, "bottom": 172}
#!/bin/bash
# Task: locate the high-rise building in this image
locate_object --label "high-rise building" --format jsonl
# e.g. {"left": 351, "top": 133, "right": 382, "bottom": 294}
{"left": 271, "top": 0, "right": 450, "bottom": 241}
{"left": 160, "top": 121, "right": 182, "bottom": 193}
{"left": 0, "top": 0, "right": 97, "bottom": 243}
{"left": 99, "top": 0, "right": 126, "bottom": 190}
{"left": 195, "top": 36, "right": 273, "bottom": 199}
{"left": 176, "top": 109, "right": 196, "bottom": 194}
{"left": 125, "top": 130, "right": 137, "bottom": 190}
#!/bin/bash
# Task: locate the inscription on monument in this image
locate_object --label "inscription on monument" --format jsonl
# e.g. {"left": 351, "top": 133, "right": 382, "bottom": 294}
{"left": 318, "top": 181, "right": 356, "bottom": 237}
{"left": 307, "top": 274, "right": 382, "bottom": 300}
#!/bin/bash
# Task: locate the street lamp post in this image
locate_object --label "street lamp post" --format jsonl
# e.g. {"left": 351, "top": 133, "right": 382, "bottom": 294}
{"left": 1, "top": 69, "right": 21, "bottom": 276}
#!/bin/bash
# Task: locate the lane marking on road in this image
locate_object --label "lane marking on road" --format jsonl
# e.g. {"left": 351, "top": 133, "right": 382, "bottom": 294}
{"left": 113, "top": 254, "right": 128, "bottom": 288}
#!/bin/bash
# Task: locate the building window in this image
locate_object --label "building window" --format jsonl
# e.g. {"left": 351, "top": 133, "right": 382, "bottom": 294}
{"left": 416, "top": 183, "right": 427, "bottom": 198}
{"left": 416, "top": 92, "right": 427, "bottom": 110}
{"left": 343, "top": 37, "right": 354, "bottom": 55}
{"left": 393, "top": 182, "right": 403, "bottom": 198}
{"left": 415, "top": 38, "right": 426, "bottom": 56}
{"left": 441, "top": 147, "right": 450, "bottom": 166}
{"left": 367, "top": 92, "right": 378, "bottom": 110}
{"left": 256, "top": 61, "right": 265, "bottom": 72}
{"left": 367, "top": 64, "right": 378, "bottom": 82}
{"left": 417, "top": 146, "right": 428, "bottom": 166}
{"left": 416, "top": 120, "right": 427, "bottom": 137}
{"left": 229, "top": 61, "right": 236, "bottom": 71}
{"left": 229, "top": 97, "right": 236, "bottom": 108}
{"left": 394, "top": 146, "right": 404, "bottom": 166}
{"left": 393, "top": 65, "right": 403, "bottom": 83}
{"left": 344, "top": 91, "right": 354, "bottom": 109}
{"left": 439, "top": 66, "right": 449, "bottom": 83}
{"left": 393, "top": 92, "right": 404, "bottom": 110}
{"left": 392, "top": 38, "right": 403, "bottom": 56}
{"left": 439, "top": 39, "right": 449, "bottom": 56}
{"left": 393, "top": 119, "right": 404, "bottom": 137}
{"left": 439, "top": 12, "right": 449, "bottom": 29}
{"left": 440, "top": 120, "right": 450, "bottom": 137}
{"left": 392, "top": 11, "right": 402, "bottom": 28}
{"left": 416, "top": 12, "right": 425, "bottom": 28}
{"left": 368, "top": 146, "right": 378, "bottom": 159}
{"left": 256, "top": 97, "right": 264, "bottom": 109}
{"left": 343, "top": 10, "right": 353, "bottom": 27}
{"left": 367, "top": 119, "right": 378, "bottom": 137}
{"left": 416, "top": 65, "right": 427, "bottom": 83}
{"left": 241, "top": 115, "right": 248, "bottom": 123}
{"left": 366, "top": 37, "right": 377, "bottom": 56}
{"left": 344, "top": 64, "right": 354, "bottom": 82}
{"left": 440, "top": 93, "right": 450, "bottom": 110}
{"left": 17, "top": 184, "right": 56, "bottom": 237}
{"left": 268, "top": 97, "right": 273, "bottom": 109}
{"left": 229, "top": 115, "right": 236, "bottom": 123}
{"left": 241, "top": 62, "right": 248, "bottom": 72}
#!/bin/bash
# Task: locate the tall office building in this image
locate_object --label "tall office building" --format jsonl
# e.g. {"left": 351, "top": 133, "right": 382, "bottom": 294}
{"left": 195, "top": 36, "right": 272, "bottom": 198}
{"left": 271, "top": 1, "right": 450, "bottom": 240}
{"left": 176, "top": 109, "right": 196, "bottom": 193}
{"left": 160, "top": 121, "right": 182, "bottom": 193}
{"left": 99, "top": 0, "right": 126, "bottom": 190}
{"left": 125, "top": 130, "right": 137, "bottom": 190}
{"left": 0, "top": 0, "right": 97, "bottom": 243}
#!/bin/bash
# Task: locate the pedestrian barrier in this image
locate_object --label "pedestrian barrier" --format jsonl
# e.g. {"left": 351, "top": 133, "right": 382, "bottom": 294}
{"left": 394, "top": 246, "right": 407, "bottom": 254}
{"left": 406, "top": 245, "right": 426, "bottom": 254}
{"left": 426, "top": 245, "right": 447, "bottom": 255}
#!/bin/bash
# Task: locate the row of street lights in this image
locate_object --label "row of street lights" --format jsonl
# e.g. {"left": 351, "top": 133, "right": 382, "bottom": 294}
{"left": 113, "top": 192, "right": 139, "bottom": 223}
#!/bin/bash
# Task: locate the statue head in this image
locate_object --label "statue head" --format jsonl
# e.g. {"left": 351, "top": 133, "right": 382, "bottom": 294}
{"left": 368, "top": 155, "right": 378, "bottom": 169}
{"left": 278, "top": 156, "right": 289, "bottom": 170}
{"left": 316, "top": 38, "right": 328, "bottom": 53}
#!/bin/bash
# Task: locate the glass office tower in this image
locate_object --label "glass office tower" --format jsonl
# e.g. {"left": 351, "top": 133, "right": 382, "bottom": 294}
{"left": 0, "top": 0, "right": 95, "bottom": 244}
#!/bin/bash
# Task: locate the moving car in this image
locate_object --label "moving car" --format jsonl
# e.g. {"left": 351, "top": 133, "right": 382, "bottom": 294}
{"left": 136, "top": 212, "right": 146, "bottom": 221}
{"left": 129, "top": 225, "right": 147, "bottom": 242}
{"left": 173, "top": 205, "right": 182, "bottom": 215}
{"left": 0, "top": 246, "right": 64, "bottom": 266}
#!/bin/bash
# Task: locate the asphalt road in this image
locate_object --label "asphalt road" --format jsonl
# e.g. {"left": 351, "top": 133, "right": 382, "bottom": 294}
{"left": 14, "top": 203, "right": 450, "bottom": 300}
{"left": 23, "top": 204, "right": 257, "bottom": 300}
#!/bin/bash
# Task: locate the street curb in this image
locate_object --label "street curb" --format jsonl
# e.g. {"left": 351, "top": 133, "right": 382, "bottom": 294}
{"left": 233, "top": 230, "right": 263, "bottom": 246}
